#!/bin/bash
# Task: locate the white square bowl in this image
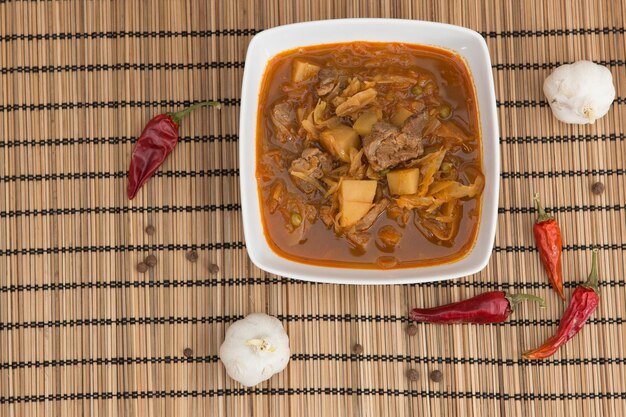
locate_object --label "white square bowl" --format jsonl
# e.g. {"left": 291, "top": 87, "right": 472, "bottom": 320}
{"left": 239, "top": 19, "right": 500, "bottom": 285}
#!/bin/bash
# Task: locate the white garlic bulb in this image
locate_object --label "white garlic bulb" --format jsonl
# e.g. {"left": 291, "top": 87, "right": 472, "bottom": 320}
{"left": 218, "top": 313, "right": 290, "bottom": 387}
{"left": 543, "top": 60, "right": 615, "bottom": 124}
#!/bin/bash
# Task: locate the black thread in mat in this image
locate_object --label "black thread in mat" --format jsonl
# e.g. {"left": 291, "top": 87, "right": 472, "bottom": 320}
{"left": 1, "top": 167, "right": 624, "bottom": 184}
{"left": 501, "top": 133, "right": 626, "bottom": 144}
{"left": 0, "top": 242, "right": 246, "bottom": 257}
{"left": 0, "top": 168, "right": 239, "bottom": 183}
{"left": 3, "top": 131, "right": 625, "bottom": 149}
{"left": 1, "top": 277, "right": 624, "bottom": 294}
{"left": 481, "top": 26, "right": 626, "bottom": 38}
{"left": 500, "top": 168, "right": 626, "bottom": 179}
{"left": 4, "top": 353, "right": 626, "bottom": 371}
{"left": 1, "top": 314, "right": 623, "bottom": 331}
{"left": 2, "top": 203, "right": 624, "bottom": 220}
{"left": 494, "top": 243, "right": 625, "bottom": 252}
{"left": 0, "top": 204, "right": 242, "bottom": 218}
{"left": 0, "top": 29, "right": 261, "bottom": 42}
{"left": 496, "top": 97, "right": 624, "bottom": 108}
{"left": 1, "top": 242, "right": 623, "bottom": 257}
{"left": 1, "top": 388, "right": 625, "bottom": 404}
{"left": 0, "top": 26, "right": 625, "bottom": 43}
{"left": 0, "top": 62, "right": 245, "bottom": 75}
{"left": 2, "top": 97, "right": 625, "bottom": 113}
{"left": 493, "top": 59, "right": 626, "bottom": 70}
{"left": 3, "top": 59, "right": 625, "bottom": 76}
{"left": 499, "top": 204, "right": 626, "bottom": 214}
{"left": 0, "top": 98, "right": 240, "bottom": 112}
{"left": 0, "top": 134, "right": 239, "bottom": 148}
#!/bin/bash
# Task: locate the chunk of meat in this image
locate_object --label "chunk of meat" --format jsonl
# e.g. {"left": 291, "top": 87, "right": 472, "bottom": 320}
{"left": 346, "top": 230, "right": 370, "bottom": 248}
{"left": 362, "top": 112, "right": 428, "bottom": 171}
{"left": 317, "top": 67, "right": 338, "bottom": 96}
{"left": 355, "top": 199, "right": 390, "bottom": 232}
{"left": 271, "top": 102, "right": 303, "bottom": 153}
{"left": 271, "top": 102, "right": 295, "bottom": 141}
{"left": 402, "top": 111, "right": 429, "bottom": 136}
{"left": 319, "top": 205, "right": 336, "bottom": 228}
{"left": 267, "top": 181, "right": 285, "bottom": 214}
{"left": 288, "top": 148, "right": 334, "bottom": 194}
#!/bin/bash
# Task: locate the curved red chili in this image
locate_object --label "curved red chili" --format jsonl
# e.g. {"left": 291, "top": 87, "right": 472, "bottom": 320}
{"left": 533, "top": 194, "right": 565, "bottom": 300}
{"left": 523, "top": 249, "right": 600, "bottom": 359}
{"left": 409, "top": 291, "right": 545, "bottom": 324}
{"left": 127, "top": 101, "right": 221, "bottom": 200}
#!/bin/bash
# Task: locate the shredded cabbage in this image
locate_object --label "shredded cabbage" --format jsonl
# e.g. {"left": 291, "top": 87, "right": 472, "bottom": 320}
{"left": 396, "top": 195, "right": 437, "bottom": 210}
{"left": 418, "top": 148, "right": 447, "bottom": 196}
{"left": 432, "top": 174, "right": 484, "bottom": 201}
{"left": 348, "top": 148, "right": 366, "bottom": 178}
{"left": 335, "top": 89, "right": 378, "bottom": 116}
{"left": 289, "top": 171, "right": 327, "bottom": 194}
{"left": 340, "top": 77, "right": 363, "bottom": 97}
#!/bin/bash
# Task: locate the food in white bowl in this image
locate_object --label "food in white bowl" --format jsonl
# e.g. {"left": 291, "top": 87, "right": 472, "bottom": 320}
{"left": 258, "top": 41, "right": 484, "bottom": 269}
{"left": 239, "top": 19, "right": 499, "bottom": 284}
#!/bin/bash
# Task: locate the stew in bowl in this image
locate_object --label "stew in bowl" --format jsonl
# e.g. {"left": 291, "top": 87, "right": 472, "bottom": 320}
{"left": 256, "top": 41, "right": 483, "bottom": 269}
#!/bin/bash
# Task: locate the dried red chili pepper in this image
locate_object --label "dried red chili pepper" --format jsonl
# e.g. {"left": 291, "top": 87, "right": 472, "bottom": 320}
{"left": 409, "top": 291, "right": 545, "bottom": 324}
{"left": 523, "top": 249, "right": 600, "bottom": 359}
{"left": 127, "top": 101, "right": 221, "bottom": 200}
{"left": 533, "top": 194, "right": 565, "bottom": 300}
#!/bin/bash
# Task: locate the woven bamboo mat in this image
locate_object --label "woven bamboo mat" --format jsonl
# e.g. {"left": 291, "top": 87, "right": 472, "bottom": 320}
{"left": 1, "top": 0, "right": 625, "bottom": 416}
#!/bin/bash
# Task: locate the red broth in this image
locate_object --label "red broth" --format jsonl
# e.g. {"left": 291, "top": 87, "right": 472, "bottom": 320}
{"left": 256, "top": 42, "right": 483, "bottom": 269}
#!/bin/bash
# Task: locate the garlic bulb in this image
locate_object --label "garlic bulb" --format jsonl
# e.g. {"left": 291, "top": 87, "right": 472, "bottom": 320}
{"left": 543, "top": 60, "right": 615, "bottom": 124}
{"left": 219, "top": 313, "right": 290, "bottom": 387}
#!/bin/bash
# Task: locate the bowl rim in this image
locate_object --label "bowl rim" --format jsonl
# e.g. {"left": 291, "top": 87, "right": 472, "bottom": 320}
{"left": 239, "top": 18, "right": 500, "bottom": 285}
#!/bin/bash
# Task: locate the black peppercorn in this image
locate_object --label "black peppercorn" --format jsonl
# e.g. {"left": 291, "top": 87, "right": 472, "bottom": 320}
{"left": 405, "top": 324, "right": 418, "bottom": 336}
{"left": 429, "top": 369, "right": 443, "bottom": 382}
{"left": 144, "top": 255, "right": 157, "bottom": 267}
{"left": 186, "top": 250, "right": 199, "bottom": 263}
{"left": 406, "top": 368, "right": 420, "bottom": 381}
{"left": 136, "top": 262, "right": 148, "bottom": 273}
{"left": 591, "top": 181, "right": 605, "bottom": 195}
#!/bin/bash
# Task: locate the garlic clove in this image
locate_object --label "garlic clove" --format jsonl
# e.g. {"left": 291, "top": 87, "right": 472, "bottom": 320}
{"left": 219, "top": 313, "right": 290, "bottom": 387}
{"left": 543, "top": 60, "right": 615, "bottom": 125}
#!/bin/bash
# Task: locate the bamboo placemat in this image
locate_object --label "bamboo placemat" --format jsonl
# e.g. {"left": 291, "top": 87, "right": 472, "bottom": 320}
{"left": 1, "top": 1, "right": 625, "bottom": 416}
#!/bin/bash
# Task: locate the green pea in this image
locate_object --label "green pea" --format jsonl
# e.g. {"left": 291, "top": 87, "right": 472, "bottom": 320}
{"left": 438, "top": 104, "right": 451, "bottom": 119}
{"left": 441, "top": 162, "right": 453, "bottom": 172}
{"left": 411, "top": 85, "right": 423, "bottom": 96}
{"left": 290, "top": 212, "right": 303, "bottom": 227}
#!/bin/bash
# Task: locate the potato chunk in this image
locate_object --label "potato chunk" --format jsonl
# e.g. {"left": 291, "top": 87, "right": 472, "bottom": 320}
{"left": 320, "top": 125, "right": 360, "bottom": 162}
{"left": 291, "top": 60, "right": 321, "bottom": 83}
{"left": 340, "top": 180, "right": 377, "bottom": 203}
{"left": 338, "top": 180, "right": 378, "bottom": 227}
{"left": 387, "top": 168, "right": 420, "bottom": 195}
{"left": 353, "top": 109, "right": 382, "bottom": 136}
{"left": 339, "top": 201, "right": 374, "bottom": 228}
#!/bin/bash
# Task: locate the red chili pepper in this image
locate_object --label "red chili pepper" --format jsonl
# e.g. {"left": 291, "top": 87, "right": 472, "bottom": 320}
{"left": 523, "top": 249, "right": 600, "bottom": 359}
{"left": 127, "top": 101, "right": 221, "bottom": 200}
{"left": 533, "top": 194, "right": 565, "bottom": 300}
{"left": 409, "top": 291, "right": 545, "bottom": 324}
